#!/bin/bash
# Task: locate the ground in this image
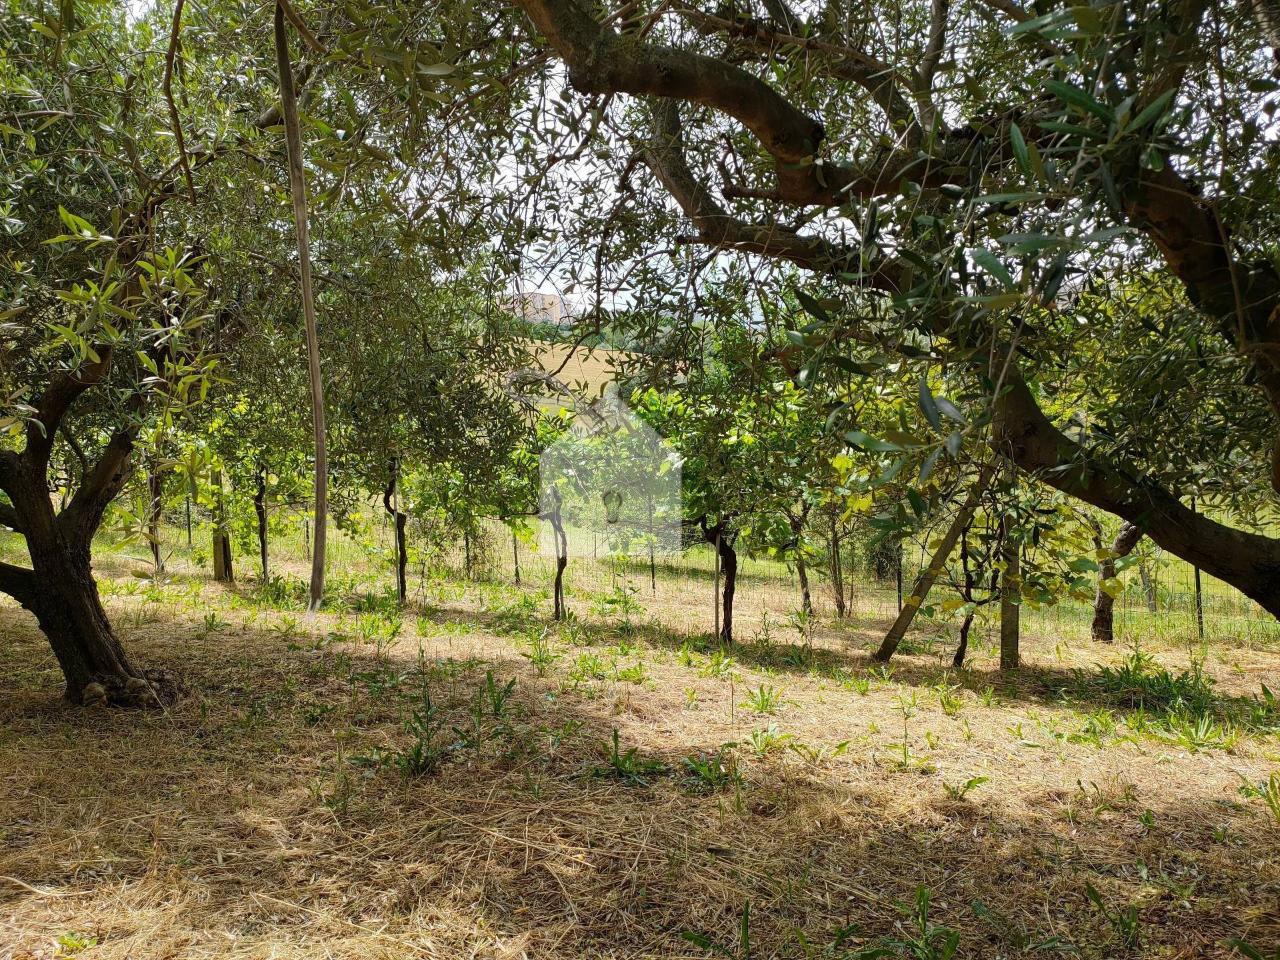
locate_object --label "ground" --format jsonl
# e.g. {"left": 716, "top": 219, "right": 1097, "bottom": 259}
{"left": 1, "top": 529, "right": 1278, "bottom": 959}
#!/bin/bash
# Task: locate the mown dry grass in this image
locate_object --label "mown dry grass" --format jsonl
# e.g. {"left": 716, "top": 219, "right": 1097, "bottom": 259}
{"left": 1, "top": 546, "right": 1278, "bottom": 959}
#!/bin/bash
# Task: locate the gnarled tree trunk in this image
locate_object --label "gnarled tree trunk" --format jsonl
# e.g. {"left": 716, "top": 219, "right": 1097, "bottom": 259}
{"left": 548, "top": 489, "right": 568, "bottom": 620}
{"left": 1091, "top": 521, "right": 1142, "bottom": 643}
{"left": 0, "top": 462, "right": 175, "bottom": 706}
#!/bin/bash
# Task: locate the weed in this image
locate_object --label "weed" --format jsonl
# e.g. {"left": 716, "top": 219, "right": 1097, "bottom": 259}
{"left": 683, "top": 745, "right": 742, "bottom": 793}
{"left": 1238, "top": 772, "right": 1280, "bottom": 825}
{"left": 521, "top": 628, "right": 561, "bottom": 676}
{"left": 787, "top": 739, "right": 850, "bottom": 766}
{"left": 861, "top": 886, "right": 961, "bottom": 960}
{"left": 393, "top": 684, "right": 452, "bottom": 777}
{"left": 590, "top": 729, "right": 666, "bottom": 784}
{"left": 942, "top": 776, "right": 988, "bottom": 801}
{"left": 702, "top": 650, "right": 736, "bottom": 680}
{"left": 1084, "top": 882, "right": 1141, "bottom": 953}
{"left": 971, "top": 900, "right": 1075, "bottom": 954}
{"left": 743, "top": 684, "right": 784, "bottom": 715}
{"left": 747, "top": 724, "right": 792, "bottom": 758}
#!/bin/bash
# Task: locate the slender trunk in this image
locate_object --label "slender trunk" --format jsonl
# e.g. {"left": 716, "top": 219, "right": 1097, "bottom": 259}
{"left": 212, "top": 468, "right": 233, "bottom": 583}
{"left": 796, "top": 553, "right": 812, "bottom": 616}
{"left": 875, "top": 464, "right": 994, "bottom": 662}
{"left": 147, "top": 467, "right": 164, "bottom": 575}
{"left": 464, "top": 529, "right": 472, "bottom": 579}
{"left": 829, "top": 514, "right": 846, "bottom": 618}
{"left": 895, "top": 540, "right": 904, "bottom": 612}
{"left": 1191, "top": 496, "right": 1205, "bottom": 642}
{"left": 719, "top": 534, "right": 737, "bottom": 645}
{"left": 549, "top": 490, "right": 568, "bottom": 620}
{"left": 788, "top": 508, "right": 813, "bottom": 616}
{"left": 1000, "top": 521, "right": 1020, "bottom": 670}
{"left": 713, "top": 528, "right": 721, "bottom": 638}
{"left": 953, "top": 525, "right": 974, "bottom": 669}
{"left": 512, "top": 530, "right": 521, "bottom": 586}
{"left": 704, "top": 521, "right": 737, "bottom": 645}
{"left": 184, "top": 490, "right": 192, "bottom": 547}
{"left": 275, "top": 4, "right": 327, "bottom": 611}
{"left": 1091, "top": 521, "right": 1142, "bottom": 644}
{"left": 254, "top": 464, "right": 269, "bottom": 584}
{"left": 648, "top": 501, "right": 657, "bottom": 593}
{"left": 382, "top": 460, "right": 407, "bottom": 604}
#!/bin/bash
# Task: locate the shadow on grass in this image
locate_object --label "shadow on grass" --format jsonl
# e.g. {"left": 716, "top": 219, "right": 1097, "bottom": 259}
{"left": 0, "top": 603, "right": 1277, "bottom": 959}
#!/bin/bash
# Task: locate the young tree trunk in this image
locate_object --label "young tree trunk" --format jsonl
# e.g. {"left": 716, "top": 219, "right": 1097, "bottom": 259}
{"left": 795, "top": 552, "right": 813, "bottom": 616}
{"left": 1091, "top": 521, "right": 1142, "bottom": 643}
{"left": 464, "top": 529, "right": 473, "bottom": 579}
{"left": 275, "top": 4, "right": 328, "bottom": 611}
{"left": 549, "top": 490, "right": 568, "bottom": 620}
{"left": 787, "top": 507, "right": 813, "bottom": 616}
{"left": 953, "top": 524, "right": 975, "bottom": 669}
{"left": 829, "top": 514, "right": 846, "bottom": 618}
{"left": 382, "top": 460, "right": 408, "bottom": 604}
{"left": 254, "top": 464, "right": 269, "bottom": 584}
{"left": 147, "top": 467, "right": 165, "bottom": 575}
{"left": 212, "top": 468, "right": 233, "bottom": 583}
{"left": 703, "top": 520, "right": 737, "bottom": 645}
{"left": 512, "top": 530, "right": 521, "bottom": 586}
{"left": 874, "top": 464, "right": 994, "bottom": 662}
{"left": 719, "top": 534, "right": 738, "bottom": 645}
{"left": 895, "top": 540, "right": 904, "bottom": 612}
{"left": 999, "top": 523, "right": 1020, "bottom": 670}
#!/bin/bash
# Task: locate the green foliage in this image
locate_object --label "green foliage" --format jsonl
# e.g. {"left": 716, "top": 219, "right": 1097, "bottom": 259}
{"left": 942, "top": 776, "right": 988, "bottom": 801}
{"left": 1083, "top": 883, "right": 1141, "bottom": 953}
{"left": 590, "top": 729, "right": 666, "bottom": 784}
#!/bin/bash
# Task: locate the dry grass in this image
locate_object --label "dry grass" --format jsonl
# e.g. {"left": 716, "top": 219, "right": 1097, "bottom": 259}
{"left": 1, "top": 546, "right": 1279, "bottom": 959}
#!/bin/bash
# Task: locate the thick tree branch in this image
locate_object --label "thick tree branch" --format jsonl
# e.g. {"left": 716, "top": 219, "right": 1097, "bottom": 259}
{"left": 515, "top": 0, "right": 824, "bottom": 163}
{"left": 642, "top": 102, "right": 901, "bottom": 287}
{"left": 992, "top": 363, "right": 1280, "bottom": 610}
{"left": 673, "top": 4, "right": 916, "bottom": 128}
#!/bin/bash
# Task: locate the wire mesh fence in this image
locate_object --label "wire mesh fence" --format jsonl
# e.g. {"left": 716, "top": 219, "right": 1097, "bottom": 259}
{"left": 415, "top": 519, "right": 1280, "bottom": 652}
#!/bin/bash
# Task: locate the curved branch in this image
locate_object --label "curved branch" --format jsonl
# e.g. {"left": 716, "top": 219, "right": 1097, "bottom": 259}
{"left": 515, "top": 0, "right": 824, "bottom": 163}
{"left": 992, "top": 363, "right": 1280, "bottom": 613}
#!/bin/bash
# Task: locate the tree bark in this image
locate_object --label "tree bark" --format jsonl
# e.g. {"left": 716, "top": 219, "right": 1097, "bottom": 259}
{"left": 254, "top": 464, "right": 270, "bottom": 584}
{"left": 212, "top": 468, "right": 233, "bottom": 584}
{"left": 795, "top": 552, "right": 812, "bottom": 616}
{"left": 549, "top": 490, "right": 568, "bottom": 620}
{"left": 1091, "top": 521, "right": 1142, "bottom": 643}
{"left": 275, "top": 3, "right": 328, "bottom": 611}
{"left": 788, "top": 507, "right": 813, "bottom": 615}
{"left": 146, "top": 466, "right": 165, "bottom": 575}
{"left": 512, "top": 529, "right": 522, "bottom": 586}
{"left": 383, "top": 459, "right": 408, "bottom": 604}
{"left": 875, "top": 463, "right": 994, "bottom": 662}
{"left": 829, "top": 513, "right": 846, "bottom": 618}
{"left": 999, "top": 522, "right": 1020, "bottom": 670}
{"left": 702, "top": 519, "right": 737, "bottom": 644}
{"left": 0, "top": 467, "right": 176, "bottom": 705}
{"left": 953, "top": 524, "right": 975, "bottom": 669}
